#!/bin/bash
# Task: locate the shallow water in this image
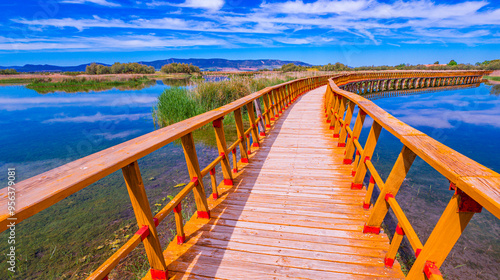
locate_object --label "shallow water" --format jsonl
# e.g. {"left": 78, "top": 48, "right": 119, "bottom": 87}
{"left": 0, "top": 82, "right": 170, "bottom": 181}
{"left": 357, "top": 83, "right": 500, "bottom": 279}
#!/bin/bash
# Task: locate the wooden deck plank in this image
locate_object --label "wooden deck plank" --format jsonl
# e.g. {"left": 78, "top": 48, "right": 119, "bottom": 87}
{"left": 158, "top": 86, "right": 405, "bottom": 279}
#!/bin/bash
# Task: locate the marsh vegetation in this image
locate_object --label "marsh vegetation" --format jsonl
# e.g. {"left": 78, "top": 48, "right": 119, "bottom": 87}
{"left": 26, "top": 76, "right": 155, "bottom": 93}
{"left": 152, "top": 74, "right": 295, "bottom": 128}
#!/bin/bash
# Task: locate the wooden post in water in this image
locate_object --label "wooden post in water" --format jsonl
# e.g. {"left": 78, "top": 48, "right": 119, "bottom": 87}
{"left": 122, "top": 161, "right": 168, "bottom": 279}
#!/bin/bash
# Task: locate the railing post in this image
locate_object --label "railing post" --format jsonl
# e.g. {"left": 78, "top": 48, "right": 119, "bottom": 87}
{"left": 283, "top": 85, "right": 289, "bottom": 108}
{"left": 324, "top": 84, "right": 331, "bottom": 112}
{"left": 333, "top": 96, "right": 346, "bottom": 138}
{"left": 180, "top": 132, "right": 210, "bottom": 218}
{"left": 246, "top": 101, "right": 261, "bottom": 148}
{"left": 364, "top": 145, "right": 416, "bottom": 232}
{"left": 344, "top": 109, "right": 366, "bottom": 164}
{"left": 337, "top": 101, "right": 355, "bottom": 147}
{"left": 325, "top": 85, "right": 335, "bottom": 123}
{"left": 278, "top": 87, "right": 285, "bottom": 113}
{"left": 122, "top": 161, "right": 168, "bottom": 279}
{"left": 209, "top": 168, "right": 218, "bottom": 199}
{"left": 173, "top": 203, "right": 185, "bottom": 244}
{"left": 329, "top": 93, "right": 340, "bottom": 129}
{"left": 406, "top": 189, "right": 479, "bottom": 279}
{"left": 270, "top": 90, "right": 279, "bottom": 120}
{"left": 234, "top": 108, "right": 250, "bottom": 163}
{"left": 352, "top": 121, "right": 382, "bottom": 189}
{"left": 254, "top": 99, "right": 265, "bottom": 135}
{"left": 262, "top": 92, "right": 272, "bottom": 129}
{"left": 384, "top": 224, "right": 405, "bottom": 268}
{"left": 212, "top": 118, "right": 234, "bottom": 186}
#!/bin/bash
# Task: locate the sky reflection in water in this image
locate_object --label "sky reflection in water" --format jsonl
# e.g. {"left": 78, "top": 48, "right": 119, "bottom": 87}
{"left": 369, "top": 83, "right": 500, "bottom": 173}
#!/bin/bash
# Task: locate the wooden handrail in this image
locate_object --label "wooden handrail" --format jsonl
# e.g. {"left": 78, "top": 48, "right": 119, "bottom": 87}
{"left": 324, "top": 70, "right": 497, "bottom": 279}
{"left": 327, "top": 72, "right": 499, "bottom": 219}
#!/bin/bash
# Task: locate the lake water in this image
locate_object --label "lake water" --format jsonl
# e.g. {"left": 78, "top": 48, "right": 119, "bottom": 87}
{"left": 0, "top": 82, "right": 169, "bottom": 182}
{"left": 358, "top": 83, "right": 500, "bottom": 279}
{"left": 0, "top": 81, "right": 498, "bottom": 279}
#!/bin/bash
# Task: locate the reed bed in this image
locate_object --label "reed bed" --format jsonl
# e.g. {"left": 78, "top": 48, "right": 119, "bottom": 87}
{"left": 152, "top": 74, "right": 296, "bottom": 128}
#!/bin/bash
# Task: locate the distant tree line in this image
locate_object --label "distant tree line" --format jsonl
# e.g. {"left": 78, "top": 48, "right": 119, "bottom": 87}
{"left": 277, "top": 59, "right": 500, "bottom": 72}
{"left": 85, "top": 62, "right": 155, "bottom": 75}
{"left": 0, "top": 69, "right": 18, "bottom": 75}
{"left": 160, "top": 63, "right": 200, "bottom": 74}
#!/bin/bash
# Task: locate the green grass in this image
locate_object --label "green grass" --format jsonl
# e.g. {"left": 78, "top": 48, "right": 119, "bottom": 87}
{"left": 0, "top": 78, "right": 36, "bottom": 84}
{"left": 26, "top": 77, "right": 155, "bottom": 94}
{"left": 152, "top": 87, "right": 202, "bottom": 127}
{"left": 484, "top": 75, "right": 500, "bottom": 81}
{"left": 152, "top": 75, "right": 294, "bottom": 129}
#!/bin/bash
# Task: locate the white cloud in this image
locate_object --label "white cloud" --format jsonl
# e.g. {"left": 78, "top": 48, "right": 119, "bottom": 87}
{"left": 0, "top": 94, "right": 158, "bottom": 111}
{"left": 12, "top": 15, "right": 279, "bottom": 33}
{"left": 96, "top": 129, "right": 142, "bottom": 140}
{"left": 178, "top": 0, "right": 224, "bottom": 10}
{"left": 260, "top": 0, "right": 368, "bottom": 15}
{"left": 42, "top": 112, "right": 150, "bottom": 123}
{"left": 60, "top": 0, "right": 120, "bottom": 7}
{"left": 0, "top": 34, "right": 224, "bottom": 51}
{"left": 6, "top": 0, "right": 500, "bottom": 50}
{"left": 147, "top": 0, "right": 224, "bottom": 11}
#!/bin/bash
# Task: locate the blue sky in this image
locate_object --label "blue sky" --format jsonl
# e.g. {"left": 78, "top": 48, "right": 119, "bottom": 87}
{"left": 1, "top": 0, "right": 499, "bottom": 66}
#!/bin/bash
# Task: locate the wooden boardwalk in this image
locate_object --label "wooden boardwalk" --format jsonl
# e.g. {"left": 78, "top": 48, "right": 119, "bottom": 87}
{"left": 162, "top": 86, "right": 405, "bottom": 279}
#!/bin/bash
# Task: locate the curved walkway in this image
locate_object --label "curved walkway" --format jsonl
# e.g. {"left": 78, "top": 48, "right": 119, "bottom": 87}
{"left": 161, "top": 86, "right": 405, "bottom": 279}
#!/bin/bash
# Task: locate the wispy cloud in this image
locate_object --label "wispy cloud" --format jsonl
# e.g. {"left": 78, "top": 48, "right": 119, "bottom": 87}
{"left": 146, "top": 0, "right": 224, "bottom": 11}
{"left": 0, "top": 34, "right": 224, "bottom": 51}
{"left": 60, "top": 0, "right": 121, "bottom": 7}
{"left": 42, "top": 112, "right": 150, "bottom": 123}
{"left": 4, "top": 0, "right": 500, "bottom": 52}
{"left": 96, "top": 129, "right": 142, "bottom": 140}
{"left": 0, "top": 94, "right": 158, "bottom": 111}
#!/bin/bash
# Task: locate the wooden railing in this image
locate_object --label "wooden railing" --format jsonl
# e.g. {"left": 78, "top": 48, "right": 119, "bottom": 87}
{"left": 324, "top": 70, "right": 498, "bottom": 280}
{"left": 1, "top": 70, "right": 495, "bottom": 279}
{"left": 0, "top": 75, "right": 329, "bottom": 279}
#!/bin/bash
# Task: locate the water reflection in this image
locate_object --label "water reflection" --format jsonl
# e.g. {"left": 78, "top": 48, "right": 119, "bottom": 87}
{"left": 489, "top": 84, "right": 500, "bottom": 96}
{"left": 159, "top": 78, "right": 191, "bottom": 87}
{"left": 360, "top": 83, "right": 499, "bottom": 280}
{"left": 29, "top": 79, "right": 157, "bottom": 94}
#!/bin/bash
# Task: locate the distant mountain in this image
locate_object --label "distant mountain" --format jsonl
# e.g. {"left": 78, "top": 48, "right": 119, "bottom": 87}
{"left": 0, "top": 58, "right": 311, "bottom": 72}
{"left": 0, "top": 63, "right": 110, "bottom": 72}
{"left": 138, "top": 58, "right": 311, "bottom": 71}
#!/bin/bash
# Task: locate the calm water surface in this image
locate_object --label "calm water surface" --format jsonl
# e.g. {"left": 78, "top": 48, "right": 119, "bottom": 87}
{"left": 359, "top": 83, "right": 499, "bottom": 279}
{"left": 0, "top": 82, "right": 171, "bottom": 181}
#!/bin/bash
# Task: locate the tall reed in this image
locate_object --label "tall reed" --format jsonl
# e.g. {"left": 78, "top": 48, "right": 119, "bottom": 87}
{"left": 152, "top": 75, "right": 295, "bottom": 128}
